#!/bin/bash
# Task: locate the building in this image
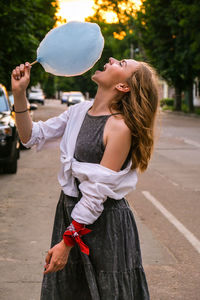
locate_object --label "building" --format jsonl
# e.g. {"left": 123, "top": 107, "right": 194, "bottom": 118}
{"left": 157, "top": 78, "right": 175, "bottom": 100}
{"left": 158, "top": 77, "right": 200, "bottom": 107}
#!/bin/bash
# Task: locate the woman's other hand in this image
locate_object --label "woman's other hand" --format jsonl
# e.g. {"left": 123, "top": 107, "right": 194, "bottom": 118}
{"left": 11, "top": 62, "right": 31, "bottom": 94}
{"left": 44, "top": 240, "right": 72, "bottom": 274}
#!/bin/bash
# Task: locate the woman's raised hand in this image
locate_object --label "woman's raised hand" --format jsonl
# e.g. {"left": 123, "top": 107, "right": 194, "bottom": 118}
{"left": 11, "top": 62, "right": 31, "bottom": 94}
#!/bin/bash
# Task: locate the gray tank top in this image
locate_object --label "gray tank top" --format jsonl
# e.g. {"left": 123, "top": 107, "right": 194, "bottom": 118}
{"left": 74, "top": 111, "right": 131, "bottom": 170}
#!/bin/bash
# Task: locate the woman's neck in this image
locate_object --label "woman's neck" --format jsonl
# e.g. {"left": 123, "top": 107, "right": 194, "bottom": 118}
{"left": 90, "top": 86, "right": 118, "bottom": 116}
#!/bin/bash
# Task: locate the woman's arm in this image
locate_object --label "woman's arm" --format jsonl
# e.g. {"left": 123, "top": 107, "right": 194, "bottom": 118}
{"left": 11, "top": 62, "right": 33, "bottom": 144}
{"left": 11, "top": 62, "right": 70, "bottom": 149}
{"left": 21, "top": 110, "right": 70, "bottom": 150}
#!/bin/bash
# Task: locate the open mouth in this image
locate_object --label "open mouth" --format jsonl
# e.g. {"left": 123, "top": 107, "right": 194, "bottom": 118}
{"left": 101, "top": 64, "right": 107, "bottom": 72}
{"left": 104, "top": 64, "right": 108, "bottom": 71}
{"left": 95, "top": 64, "right": 107, "bottom": 74}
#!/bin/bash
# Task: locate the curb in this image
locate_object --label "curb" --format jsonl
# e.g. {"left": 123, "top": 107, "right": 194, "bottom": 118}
{"left": 161, "top": 109, "right": 200, "bottom": 119}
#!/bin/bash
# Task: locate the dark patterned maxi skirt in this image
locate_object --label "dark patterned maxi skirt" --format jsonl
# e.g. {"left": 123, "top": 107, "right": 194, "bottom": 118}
{"left": 40, "top": 190, "right": 150, "bottom": 300}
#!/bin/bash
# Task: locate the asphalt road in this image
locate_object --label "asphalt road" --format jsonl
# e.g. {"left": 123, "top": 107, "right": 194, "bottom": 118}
{"left": 0, "top": 100, "right": 199, "bottom": 300}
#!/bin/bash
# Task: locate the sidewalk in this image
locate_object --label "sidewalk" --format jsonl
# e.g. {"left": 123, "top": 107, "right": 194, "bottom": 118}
{"left": 161, "top": 108, "right": 200, "bottom": 118}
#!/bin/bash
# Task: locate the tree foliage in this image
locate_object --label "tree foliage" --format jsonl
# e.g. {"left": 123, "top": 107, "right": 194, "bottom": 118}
{"left": 84, "top": 0, "right": 200, "bottom": 111}
{"left": 43, "top": 74, "right": 56, "bottom": 98}
{"left": 135, "top": 0, "right": 200, "bottom": 111}
{"left": 0, "top": 0, "right": 58, "bottom": 90}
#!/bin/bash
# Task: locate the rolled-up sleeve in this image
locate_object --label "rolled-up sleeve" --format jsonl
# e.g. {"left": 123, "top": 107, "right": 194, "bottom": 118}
{"left": 71, "top": 181, "right": 107, "bottom": 224}
{"left": 70, "top": 162, "right": 138, "bottom": 225}
{"left": 21, "top": 109, "right": 70, "bottom": 150}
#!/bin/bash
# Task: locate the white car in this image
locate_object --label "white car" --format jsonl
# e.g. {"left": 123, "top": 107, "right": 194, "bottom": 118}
{"left": 67, "top": 94, "right": 85, "bottom": 106}
{"left": 61, "top": 92, "right": 71, "bottom": 104}
{"left": 28, "top": 89, "right": 45, "bottom": 105}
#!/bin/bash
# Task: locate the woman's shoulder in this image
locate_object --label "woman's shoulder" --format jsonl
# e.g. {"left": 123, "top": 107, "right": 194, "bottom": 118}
{"left": 103, "top": 113, "right": 132, "bottom": 150}
{"left": 108, "top": 113, "right": 131, "bottom": 135}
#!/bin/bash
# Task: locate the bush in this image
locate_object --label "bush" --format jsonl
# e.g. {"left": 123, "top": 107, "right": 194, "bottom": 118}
{"left": 160, "top": 98, "right": 174, "bottom": 107}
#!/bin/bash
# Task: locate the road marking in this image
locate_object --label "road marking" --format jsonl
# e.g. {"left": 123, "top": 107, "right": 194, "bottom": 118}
{"left": 142, "top": 191, "right": 200, "bottom": 254}
{"left": 164, "top": 134, "right": 200, "bottom": 148}
{"left": 156, "top": 171, "right": 179, "bottom": 187}
{"left": 182, "top": 138, "right": 200, "bottom": 148}
{"left": 168, "top": 179, "right": 179, "bottom": 186}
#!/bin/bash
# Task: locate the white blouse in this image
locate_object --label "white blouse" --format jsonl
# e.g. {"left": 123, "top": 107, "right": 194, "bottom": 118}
{"left": 23, "top": 101, "right": 138, "bottom": 224}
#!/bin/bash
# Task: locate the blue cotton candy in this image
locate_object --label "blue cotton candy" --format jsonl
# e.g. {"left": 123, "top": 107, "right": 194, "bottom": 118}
{"left": 36, "top": 21, "right": 104, "bottom": 76}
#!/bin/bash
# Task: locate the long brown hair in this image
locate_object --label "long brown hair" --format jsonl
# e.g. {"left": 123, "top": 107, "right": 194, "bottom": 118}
{"left": 110, "top": 62, "right": 160, "bottom": 173}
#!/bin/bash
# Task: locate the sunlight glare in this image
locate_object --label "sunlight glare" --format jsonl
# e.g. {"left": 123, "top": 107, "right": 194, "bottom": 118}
{"left": 56, "top": 0, "right": 142, "bottom": 25}
{"left": 103, "top": 11, "right": 118, "bottom": 23}
{"left": 56, "top": 0, "right": 95, "bottom": 23}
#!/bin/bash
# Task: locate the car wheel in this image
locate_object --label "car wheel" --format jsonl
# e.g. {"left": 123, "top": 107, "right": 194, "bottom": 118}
{"left": 4, "top": 152, "right": 18, "bottom": 174}
{"left": 17, "top": 147, "right": 20, "bottom": 159}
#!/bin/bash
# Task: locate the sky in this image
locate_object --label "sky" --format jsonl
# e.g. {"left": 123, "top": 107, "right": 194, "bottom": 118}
{"left": 56, "top": 0, "right": 95, "bottom": 23}
{"left": 56, "top": 0, "right": 141, "bottom": 24}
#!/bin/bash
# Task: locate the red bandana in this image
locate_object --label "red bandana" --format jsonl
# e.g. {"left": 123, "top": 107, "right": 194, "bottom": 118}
{"left": 63, "top": 220, "right": 92, "bottom": 255}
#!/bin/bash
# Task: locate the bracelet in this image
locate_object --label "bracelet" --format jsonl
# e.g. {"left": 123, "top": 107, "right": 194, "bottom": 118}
{"left": 13, "top": 105, "right": 28, "bottom": 113}
{"left": 15, "top": 109, "right": 28, "bottom": 113}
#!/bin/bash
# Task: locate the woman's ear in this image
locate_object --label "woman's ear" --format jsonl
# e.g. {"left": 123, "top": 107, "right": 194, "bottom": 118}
{"left": 115, "top": 83, "right": 130, "bottom": 93}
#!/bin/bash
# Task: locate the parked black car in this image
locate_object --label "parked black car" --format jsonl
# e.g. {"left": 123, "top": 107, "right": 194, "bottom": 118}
{"left": 0, "top": 84, "right": 20, "bottom": 173}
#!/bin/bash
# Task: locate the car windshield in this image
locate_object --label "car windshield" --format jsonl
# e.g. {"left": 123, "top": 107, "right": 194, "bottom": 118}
{"left": 71, "top": 95, "right": 83, "bottom": 99}
{"left": 0, "top": 89, "right": 9, "bottom": 112}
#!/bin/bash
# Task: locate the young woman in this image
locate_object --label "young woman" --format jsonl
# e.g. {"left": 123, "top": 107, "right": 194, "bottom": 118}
{"left": 11, "top": 57, "right": 159, "bottom": 300}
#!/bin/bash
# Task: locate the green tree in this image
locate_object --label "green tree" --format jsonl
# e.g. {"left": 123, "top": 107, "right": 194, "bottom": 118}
{"left": 175, "top": 0, "right": 200, "bottom": 111}
{"left": 0, "top": 0, "right": 58, "bottom": 90}
{"left": 43, "top": 74, "right": 56, "bottom": 98}
{"left": 55, "top": 71, "right": 98, "bottom": 99}
{"left": 135, "top": 0, "right": 199, "bottom": 111}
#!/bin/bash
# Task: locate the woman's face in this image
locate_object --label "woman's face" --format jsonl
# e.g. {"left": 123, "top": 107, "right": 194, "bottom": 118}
{"left": 92, "top": 57, "right": 140, "bottom": 88}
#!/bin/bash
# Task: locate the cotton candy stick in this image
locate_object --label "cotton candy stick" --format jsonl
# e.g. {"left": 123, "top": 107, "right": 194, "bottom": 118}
{"left": 30, "top": 61, "right": 38, "bottom": 66}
